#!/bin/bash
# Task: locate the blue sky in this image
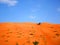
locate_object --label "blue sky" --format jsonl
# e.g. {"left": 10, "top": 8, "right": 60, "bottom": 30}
{"left": 0, "top": 0, "right": 60, "bottom": 24}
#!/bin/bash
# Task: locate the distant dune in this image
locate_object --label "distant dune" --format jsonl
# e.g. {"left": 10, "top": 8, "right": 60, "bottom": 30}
{"left": 0, "top": 22, "right": 60, "bottom": 45}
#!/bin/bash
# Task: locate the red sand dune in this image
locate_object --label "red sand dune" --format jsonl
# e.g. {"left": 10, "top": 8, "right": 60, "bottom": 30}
{"left": 0, "top": 22, "right": 60, "bottom": 45}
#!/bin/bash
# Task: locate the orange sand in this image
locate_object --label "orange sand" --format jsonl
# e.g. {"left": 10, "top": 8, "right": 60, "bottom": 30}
{"left": 0, "top": 22, "right": 60, "bottom": 45}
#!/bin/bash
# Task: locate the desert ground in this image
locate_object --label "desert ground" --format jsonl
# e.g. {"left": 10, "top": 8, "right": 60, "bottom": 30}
{"left": 0, "top": 22, "right": 60, "bottom": 45}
